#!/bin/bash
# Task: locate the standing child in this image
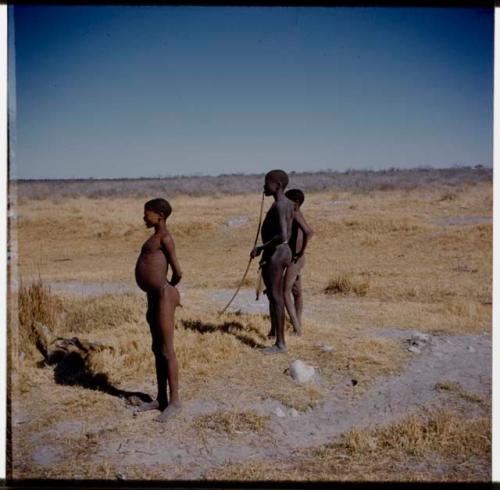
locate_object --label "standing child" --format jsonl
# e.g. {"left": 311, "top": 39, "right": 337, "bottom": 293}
{"left": 134, "top": 198, "right": 182, "bottom": 422}
{"left": 284, "top": 189, "right": 314, "bottom": 336}
{"left": 250, "top": 170, "right": 310, "bottom": 354}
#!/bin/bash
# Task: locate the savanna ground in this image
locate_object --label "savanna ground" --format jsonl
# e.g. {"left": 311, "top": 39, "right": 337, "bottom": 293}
{"left": 8, "top": 168, "right": 492, "bottom": 482}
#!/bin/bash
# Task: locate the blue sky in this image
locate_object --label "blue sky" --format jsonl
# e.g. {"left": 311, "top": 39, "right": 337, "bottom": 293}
{"left": 10, "top": 6, "right": 493, "bottom": 179}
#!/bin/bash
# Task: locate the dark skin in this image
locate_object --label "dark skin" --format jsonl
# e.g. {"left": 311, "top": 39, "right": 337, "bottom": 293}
{"left": 250, "top": 174, "right": 295, "bottom": 354}
{"left": 134, "top": 206, "right": 182, "bottom": 422}
{"left": 283, "top": 203, "right": 314, "bottom": 336}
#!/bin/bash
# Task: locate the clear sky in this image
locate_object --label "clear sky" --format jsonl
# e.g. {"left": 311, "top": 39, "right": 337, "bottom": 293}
{"left": 10, "top": 6, "right": 493, "bottom": 179}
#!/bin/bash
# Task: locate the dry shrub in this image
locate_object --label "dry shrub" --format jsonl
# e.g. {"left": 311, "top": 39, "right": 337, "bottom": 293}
{"left": 324, "top": 275, "right": 369, "bottom": 297}
{"left": 62, "top": 294, "right": 143, "bottom": 334}
{"left": 17, "top": 279, "right": 62, "bottom": 361}
{"left": 193, "top": 411, "right": 269, "bottom": 437}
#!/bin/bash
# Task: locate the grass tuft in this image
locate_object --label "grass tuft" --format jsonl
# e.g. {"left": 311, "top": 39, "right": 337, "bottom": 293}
{"left": 324, "top": 275, "right": 369, "bottom": 297}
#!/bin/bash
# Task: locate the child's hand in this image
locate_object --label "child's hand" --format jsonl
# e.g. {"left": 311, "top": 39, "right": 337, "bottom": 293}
{"left": 250, "top": 246, "right": 262, "bottom": 259}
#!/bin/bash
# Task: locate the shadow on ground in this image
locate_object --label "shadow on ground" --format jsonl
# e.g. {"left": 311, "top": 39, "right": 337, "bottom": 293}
{"left": 40, "top": 341, "right": 152, "bottom": 404}
{"left": 180, "top": 319, "right": 267, "bottom": 349}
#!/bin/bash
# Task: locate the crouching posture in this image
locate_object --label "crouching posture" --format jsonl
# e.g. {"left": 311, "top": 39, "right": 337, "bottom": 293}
{"left": 134, "top": 198, "right": 182, "bottom": 422}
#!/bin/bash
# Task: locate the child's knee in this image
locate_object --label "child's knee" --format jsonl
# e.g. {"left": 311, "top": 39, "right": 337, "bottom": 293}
{"left": 160, "top": 344, "right": 176, "bottom": 361}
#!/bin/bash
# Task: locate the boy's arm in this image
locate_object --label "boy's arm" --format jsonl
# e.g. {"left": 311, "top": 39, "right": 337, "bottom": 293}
{"left": 161, "top": 234, "right": 183, "bottom": 286}
{"left": 293, "top": 209, "right": 314, "bottom": 260}
{"left": 250, "top": 201, "right": 289, "bottom": 259}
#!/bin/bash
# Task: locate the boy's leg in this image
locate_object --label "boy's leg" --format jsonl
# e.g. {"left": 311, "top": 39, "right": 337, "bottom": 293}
{"left": 154, "top": 284, "right": 181, "bottom": 423}
{"left": 262, "top": 245, "right": 291, "bottom": 354}
{"left": 292, "top": 274, "right": 303, "bottom": 329}
{"left": 283, "top": 261, "right": 301, "bottom": 335}
{"left": 135, "top": 293, "right": 167, "bottom": 412}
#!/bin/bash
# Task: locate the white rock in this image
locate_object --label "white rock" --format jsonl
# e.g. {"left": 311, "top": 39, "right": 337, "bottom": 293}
{"left": 18, "top": 351, "right": 25, "bottom": 361}
{"left": 289, "top": 360, "right": 315, "bottom": 383}
{"left": 321, "top": 344, "right": 334, "bottom": 353}
{"left": 467, "top": 346, "right": 475, "bottom": 353}
{"left": 290, "top": 409, "right": 299, "bottom": 417}
{"left": 274, "top": 407, "right": 286, "bottom": 418}
{"left": 408, "top": 345, "right": 422, "bottom": 354}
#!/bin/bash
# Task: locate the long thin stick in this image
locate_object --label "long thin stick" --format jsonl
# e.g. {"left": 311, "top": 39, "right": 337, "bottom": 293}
{"left": 218, "top": 192, "right": 265, "bottom": 316}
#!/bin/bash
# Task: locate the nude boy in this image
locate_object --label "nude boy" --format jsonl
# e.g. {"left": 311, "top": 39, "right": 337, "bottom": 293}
{"left": 284, "top": 189, "right": 314, "bottom": 336}
{"left": 250, "top": 170, "right": 301, "bottom": 354}
{"left": 134, "top": 198, "right": 182, "bottom": 422}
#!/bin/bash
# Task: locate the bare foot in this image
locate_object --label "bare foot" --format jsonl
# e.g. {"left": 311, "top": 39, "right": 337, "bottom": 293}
{"left": 261, "top": 345, "right": 287, "bottom": 355}
{"left": 134, "top": 400, "right": 161, "bottom": 413}
{"left": 291, "top": 328, "right": 303, "bottom": 337}
{"left": 267, "top": 330, "right": 276, "bottom": 338}
{"left": 154, "top": 402, "right": 182, "bottom": 423}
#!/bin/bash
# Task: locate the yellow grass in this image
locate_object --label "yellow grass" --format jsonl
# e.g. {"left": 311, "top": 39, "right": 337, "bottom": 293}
{"left": 208, "top": 409, "right": 491, "bottom": 481}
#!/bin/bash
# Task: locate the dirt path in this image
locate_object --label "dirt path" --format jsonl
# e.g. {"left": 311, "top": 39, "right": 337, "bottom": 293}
{"left": 95, "top": 328, "right": 490, "bottom": 479}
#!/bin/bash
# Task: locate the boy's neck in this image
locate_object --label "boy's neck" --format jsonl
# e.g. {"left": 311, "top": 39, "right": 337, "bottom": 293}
{"left": 154, "top": 221, "right": 167, "bottom": 233}
{"left": 273, "top": 188, "right": 285, "bottom": 202}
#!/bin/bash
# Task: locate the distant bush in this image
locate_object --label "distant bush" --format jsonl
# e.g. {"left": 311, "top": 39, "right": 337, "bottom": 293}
{"left": 12, "top": 167, "right": 492, "bottom": 201}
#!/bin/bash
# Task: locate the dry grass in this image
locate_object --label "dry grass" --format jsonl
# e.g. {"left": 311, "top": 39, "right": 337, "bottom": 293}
{"left": 435, "top": 380, "right": 485, "bottom": 404}
{"left": 208, "top": 409, "right": 491, "bottom": 481}
{"left": 17, "top": 279, "right": 63, "bottom": 362}
{"left": 324, "top": 274, "right": 369, "bottom": 296}
{"left": 193, "top": 411, "right": 269, "bottom": 437}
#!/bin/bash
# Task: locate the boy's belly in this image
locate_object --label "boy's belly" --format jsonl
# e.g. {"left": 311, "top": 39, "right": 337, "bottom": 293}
{"left": 135, "top": 252, "right": 168, "bottom": 292}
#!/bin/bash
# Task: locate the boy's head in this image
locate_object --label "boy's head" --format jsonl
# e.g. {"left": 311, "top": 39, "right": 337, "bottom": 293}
{"left": 264, "top": 169, "right": 289, "bottom": 196}
{"left": 143, "top": 198, "right": 172, "bottom": 227}
{"left": 285, "top": 189, "right": 305, "bottom": 209}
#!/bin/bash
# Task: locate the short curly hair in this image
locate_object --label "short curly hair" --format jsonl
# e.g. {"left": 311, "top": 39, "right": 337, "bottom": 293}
{"left": 265, "top": 169, "right": 289, "bottom": 189}
{"left": 144, "top": 198, "right": 172, "bottom": 218}
{"left": 285, "top": 189, "right": 305, "bottom": 207}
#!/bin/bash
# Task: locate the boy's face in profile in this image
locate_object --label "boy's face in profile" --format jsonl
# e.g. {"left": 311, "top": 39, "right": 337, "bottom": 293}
{"left": 263, "top": 176, "right": 279, "bottom": 196}
{"left": 143, "top": 208, "right": 163, "bottom": 228}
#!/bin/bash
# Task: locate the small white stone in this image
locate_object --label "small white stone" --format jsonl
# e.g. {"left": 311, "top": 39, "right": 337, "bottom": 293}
{"left": 321, "top": 344, "right": 334, "bottom": 353}
{"left": 274, "top": 407, "right": 286, "bottom": 418}
{"left": 289, "top": 360, "right": 315, "bottom": 383}
{"left": 408, "top": 345, "right": 422, "bottom": 354}
{"left": 290, "top": 409, "right": 299, "bottom": 417}
{"left": 467, "top": 346, "right": 475, "bottom": 353}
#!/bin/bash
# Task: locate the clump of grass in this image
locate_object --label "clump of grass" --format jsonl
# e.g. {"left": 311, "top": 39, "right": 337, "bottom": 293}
{"left": 340, "top": 409, "right": 490, "bottom": 459}
{"left": 17, "top": 279, "right": 62, "bottom": 361}
{"left": 272, "top": 385, "right": 324, "bottom": 412}
{"left": 193, "top": 411, "right": 269, "bottom": 437}
{"left": 62, "top": 293, "right": 142, "bottom": 334}
{"left": 324, "top": 275, "right": 369, "bottom": 297}
{"left": 435, "top": 380, "right": 485, "bottom": 404}
{"left": 208, "top": 410, "right": 491, "bottom": 481}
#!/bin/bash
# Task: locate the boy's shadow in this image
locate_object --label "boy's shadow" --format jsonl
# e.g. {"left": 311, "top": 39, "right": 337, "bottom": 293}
{"left": 180, "top": 319, "right": 266, "bottom": 349}
{"left": 40, "top": 339, "right": 152, "bottom": 405}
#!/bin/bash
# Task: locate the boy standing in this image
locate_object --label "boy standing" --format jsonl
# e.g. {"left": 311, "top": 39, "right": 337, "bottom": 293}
{"left": 134, "top": 198, "right": 182, "bottom": 422}
{"left": 284, "top": 189, "right": 314, "bottom": 336}
{"left": 251, "top": 170, "right": 309, "bottom": 354}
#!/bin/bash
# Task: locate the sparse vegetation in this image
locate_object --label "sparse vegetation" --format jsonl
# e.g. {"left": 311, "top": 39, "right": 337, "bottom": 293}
{"left": 324, "top": 275, "right": 369, "bottom": 297}
{"left": 9, "top": 169, "right": 492, "bottom": 481}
